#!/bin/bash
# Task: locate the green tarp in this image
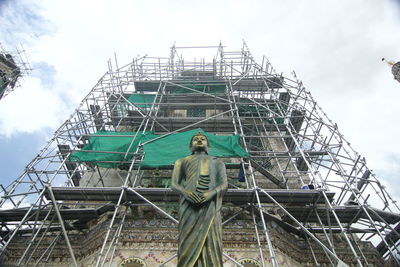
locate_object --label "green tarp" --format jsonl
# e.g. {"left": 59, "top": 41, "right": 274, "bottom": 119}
{"left": 134, "top": 81, "right": 226, "bottom": 94}
{"left": 170, "top": 83, "right": 226, "bottom": 94}
{"left": 70, "top": 128, "right": 248, "bottom": 168}
{"left": 128, "top": 94, "right": 156, "bottom": 109}
{"left": 238, "top": 99, "right": 285, "bottom": 124}
{"left": 69, "top": 131, "right": 158, "bottom": 168}
{"left": 142, "top": 128, "right": 248, "bottom": 167}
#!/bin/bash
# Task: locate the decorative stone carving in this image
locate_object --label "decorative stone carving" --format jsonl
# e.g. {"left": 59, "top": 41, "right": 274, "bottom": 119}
{"left": 119, "top": 257, "right": 147, "bottom": 267}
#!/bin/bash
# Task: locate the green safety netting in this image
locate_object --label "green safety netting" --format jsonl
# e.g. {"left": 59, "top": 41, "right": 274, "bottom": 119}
{"left": 69, "top": 131, "right": 158, "bottom": 168}
{"left": 142, "top": 128, "right": 248, "bottom": 167}
{"left": 169, "top": 83, "right": 226, "bottom": 94}
{"left": 134, "top": 81, "right": 226, "bottom": 94}
{"left": 238, "top": 99, "right": 285, "bottom": 124}
{"left": 128, "top": 94, "right": 156, "bottom": 108}
{"left": 70, "top": 128, "right": 248, "bottom": 168}
{"left": 238, "top": 98, "right": 266, "bottom": 114}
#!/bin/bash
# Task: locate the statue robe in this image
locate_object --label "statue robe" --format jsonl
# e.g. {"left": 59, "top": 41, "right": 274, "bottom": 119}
{"left": 172, "top": 154, "right": 227, "bottom": 267}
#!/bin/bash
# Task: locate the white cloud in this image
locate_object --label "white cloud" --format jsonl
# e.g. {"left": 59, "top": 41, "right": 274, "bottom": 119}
{"left": 0, "top": 77, "right": 67, "bottom": 136}
{"left": 0, "top": 0, "right": 400, "bottom": 201}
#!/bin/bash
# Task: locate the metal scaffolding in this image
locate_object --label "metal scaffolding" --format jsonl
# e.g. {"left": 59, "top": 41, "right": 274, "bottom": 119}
{"left": 1, "top": 42, "right": 399, "bottom": 266}
{"left": 0, "top": 43, "right": 31, "bottom": 100}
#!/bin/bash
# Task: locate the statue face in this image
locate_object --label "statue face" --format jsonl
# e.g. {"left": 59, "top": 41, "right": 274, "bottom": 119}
{"left": 191, "top": 134, "right": 209, "bottom": 153}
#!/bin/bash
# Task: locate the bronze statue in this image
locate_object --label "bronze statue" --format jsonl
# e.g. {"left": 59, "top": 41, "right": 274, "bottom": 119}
{"left": 172, "top": 132, "right": 227, "bottom": 267}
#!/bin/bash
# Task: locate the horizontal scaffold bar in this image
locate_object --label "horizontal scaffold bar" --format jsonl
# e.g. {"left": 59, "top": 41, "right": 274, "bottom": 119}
{"left": 42, "top": 187, "right": 334, "bottom": 205}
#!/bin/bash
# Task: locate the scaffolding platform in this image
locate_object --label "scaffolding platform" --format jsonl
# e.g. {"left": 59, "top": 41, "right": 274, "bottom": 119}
{"left": 0, "top": 188, "right": 335, "bottom": 224}
{"left": 43, "top": 187, "right": 334, "bottom": 205}
{"left": 283, "top": 205, "right": 400, "bottom": 224}
{"left": 2, "top": 187, "right": 397, "bottom": 227}
{"left": 0, "top": 207, "right": 100, "bottom": 222}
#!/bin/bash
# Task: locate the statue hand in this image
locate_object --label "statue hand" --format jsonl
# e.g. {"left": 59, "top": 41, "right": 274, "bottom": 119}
{"left": 183, "top": 190, "right": 203, "bottom": 204}
{"left": 200, "top": 190, "right": 217, "bottom": 203}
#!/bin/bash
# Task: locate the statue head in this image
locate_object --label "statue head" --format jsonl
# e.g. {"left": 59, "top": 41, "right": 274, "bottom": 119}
{"left": 190, "top": 132, "right": 210, "bottom": 154}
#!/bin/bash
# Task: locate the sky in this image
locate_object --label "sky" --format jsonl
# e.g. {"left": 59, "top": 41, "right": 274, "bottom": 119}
{"left": 0, "top": 0, "right": 400, "bottom": 200}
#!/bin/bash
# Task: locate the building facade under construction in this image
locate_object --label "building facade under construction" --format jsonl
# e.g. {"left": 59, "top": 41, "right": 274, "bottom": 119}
{"left": 0, "top": 43, "right": 399, "bottom": 266}
{"left": 0, "top": 44, "right": 29, "bottom": 100}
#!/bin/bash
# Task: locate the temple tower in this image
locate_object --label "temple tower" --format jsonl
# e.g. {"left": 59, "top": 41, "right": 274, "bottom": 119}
{"left": 0, "top": 43, "right": 30, "bottom": 100}
{"left": 1, "top": 43, "right": 399, "bottom": 266}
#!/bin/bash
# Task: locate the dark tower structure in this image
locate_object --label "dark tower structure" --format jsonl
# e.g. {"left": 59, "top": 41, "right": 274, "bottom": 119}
{"left": 392, "top": 61, "right": 400, "bottom": 83}
{"left": 0, "top": 44, "right": 29, "bottom": 99}
{"left": 1, "top": 43, "right": 399, "bottom": 266}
